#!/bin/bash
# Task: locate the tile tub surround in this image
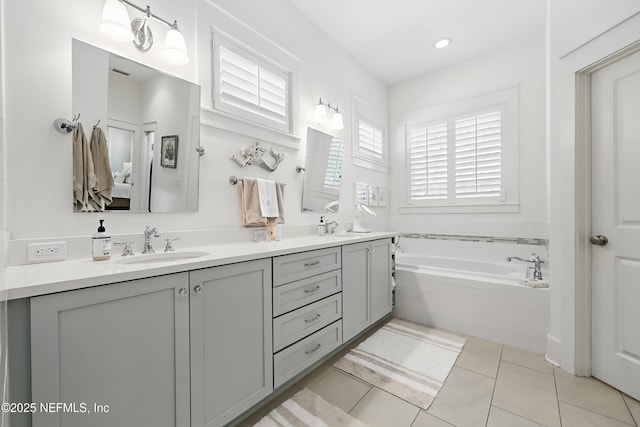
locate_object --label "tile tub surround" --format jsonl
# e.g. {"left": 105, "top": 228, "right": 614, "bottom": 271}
{"left": 394, "top": 267, "right": 549, "bottom": 353}
{"left": 400, "top": 233, "right": 548, "bottom": 247}
{"left": 397, "top": 236, "right": 549, "bottom": 271}
{"left": 0, "top": 231, "right": 398, "bottom": 300}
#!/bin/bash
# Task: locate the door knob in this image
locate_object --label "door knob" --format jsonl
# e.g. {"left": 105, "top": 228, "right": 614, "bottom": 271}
{"left": 589, "top": 235, "right": 608, "bottom": 246}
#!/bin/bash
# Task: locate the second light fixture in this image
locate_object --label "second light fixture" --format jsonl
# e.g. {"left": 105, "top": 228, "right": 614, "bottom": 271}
{"left": 314, "top": 98, "right": 344, "bottom": 130}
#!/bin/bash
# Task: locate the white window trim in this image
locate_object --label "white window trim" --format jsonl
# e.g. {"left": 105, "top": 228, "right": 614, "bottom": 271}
{"left": 352, "top": 95, "right": 389, "bottom": 173}
{"left": 212, "top": 32, "right": 292, "bottom": 134}
{"left": 400, "top": 87, "right": 520, "bottom": 213}
{"left": 196, "top": 3, "right": 301, "bottom": 149}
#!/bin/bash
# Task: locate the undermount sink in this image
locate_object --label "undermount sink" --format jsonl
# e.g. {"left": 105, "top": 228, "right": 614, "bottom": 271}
{"left": 115, "top": 250, "right": 209, "bottom": 265}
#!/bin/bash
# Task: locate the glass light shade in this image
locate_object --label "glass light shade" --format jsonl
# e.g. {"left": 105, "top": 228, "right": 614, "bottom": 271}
{"left": 314, "top": 103, "right": 327, "bottom": 122}
{"left": 163, "top": 26, "right": 189, "bottom": 65}
{"left": 331, "top": 111, "right": 344, "bottom": 130}
{"left": 100, "top": 0, "right": 133, "bottom": 42}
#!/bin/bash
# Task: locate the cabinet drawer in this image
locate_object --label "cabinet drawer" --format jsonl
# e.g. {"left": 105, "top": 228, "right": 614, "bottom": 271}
{"left": 273, "top": 320, "right": 342, "bottom": 388}
{"left": 273, "top": 294, "right": 342, "bottom": 352}
{"left": 273, "top": 247, "right": 341, "bottom": 286}
{"left": 273, "top": 270, "right": 341, "bottom": 316}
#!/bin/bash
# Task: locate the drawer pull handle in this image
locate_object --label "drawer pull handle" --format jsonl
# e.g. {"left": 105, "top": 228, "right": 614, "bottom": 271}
{"left": 304, "top": 285, "right": 321, "bottom": 294}
{"left": 193, "top": 284, "right": 203, "bottom": 294}
{"left": 305, "top": 313, "right": 321, "bottom": 323}
{"left": 178, "top": 288, "right": 188, "bottom": 298}
{"left": 305, "top": 343, "right": 322, "bottom": 355}
{"left": 304, "top": 260, "right": 321, "bottom": 267}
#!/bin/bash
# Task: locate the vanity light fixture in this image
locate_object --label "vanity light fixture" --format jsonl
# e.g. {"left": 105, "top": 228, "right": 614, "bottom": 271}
{"left": 433, "top": 36, "right": 453, "bottom": 49}
{"left": 100, "top": 0, "right": 189, "bottom": 65}
{"left": 314, "top": 98, "right": 344, "bottom": 130}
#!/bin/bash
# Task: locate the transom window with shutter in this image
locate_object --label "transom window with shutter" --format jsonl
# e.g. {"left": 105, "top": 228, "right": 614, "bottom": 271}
{"left": 358, "top": 119, "right": 384, "bottom": 161}
{"left": 407, "top": 108, "right": 505, "bottom": 204}
{"left": 213, "top": 34, "right": 291, "bottom": 133}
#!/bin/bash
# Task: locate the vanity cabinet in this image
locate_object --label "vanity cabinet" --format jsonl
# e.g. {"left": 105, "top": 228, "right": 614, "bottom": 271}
{"left": 30, "top": 273, "right": 191, "bottom": 427}
{"left": 189, "top": 259, "right": 273, "bottom": 427}
{"left": 272, "top": 247, "right": 344, "bottom": 388}
{"left": 23, "top": 236, "right": 394, "bottom": 427}
{"left": 342, "top": 238, "right": 393, "bottom": 342}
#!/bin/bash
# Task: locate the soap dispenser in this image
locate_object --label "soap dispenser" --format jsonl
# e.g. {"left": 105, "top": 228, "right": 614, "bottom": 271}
{"left": 317, "top": 216, "right": 326, "bottom": 236}
{"left": 92, "top": 219, "right": 112, "bottom": 261}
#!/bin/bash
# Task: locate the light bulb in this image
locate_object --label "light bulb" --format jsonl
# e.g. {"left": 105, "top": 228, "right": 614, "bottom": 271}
{"left": 163, "top": 23, "right": 189, "bottom": 65}
{"left": 100, "top": 0, "right": 133, "bottom": 42}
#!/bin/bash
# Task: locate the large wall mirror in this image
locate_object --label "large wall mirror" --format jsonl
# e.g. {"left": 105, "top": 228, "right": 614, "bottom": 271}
{"left": 301, "top": 127, "right": 344, "bottom": 212}
{"left": 72, "top": 39, "right": 201, "bottom": 213}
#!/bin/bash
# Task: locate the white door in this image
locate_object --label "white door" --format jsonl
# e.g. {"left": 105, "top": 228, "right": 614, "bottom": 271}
{"left": 591, "top": 48, "right": 640, "bottom": 400}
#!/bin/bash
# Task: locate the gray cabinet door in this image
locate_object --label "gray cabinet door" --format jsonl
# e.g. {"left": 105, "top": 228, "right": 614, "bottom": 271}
{"left": 342, "top": 239, "right": 393, "bottom": 342}
{"left": 190, "top": 259, "right": 273, "bottom": 427}
{"left": 341, "top": 241, "right": 371, "bottom": 342}
{"left": 30, "top": 273, "right": 191, "bottom": 427}
{"left": 370, "top": 239, "right": 393, "bottom": 323}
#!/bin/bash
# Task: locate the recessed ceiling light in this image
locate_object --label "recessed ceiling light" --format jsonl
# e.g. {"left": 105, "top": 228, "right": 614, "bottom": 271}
{"left": 433, "top": 37, "right": 453, "bottom": 49}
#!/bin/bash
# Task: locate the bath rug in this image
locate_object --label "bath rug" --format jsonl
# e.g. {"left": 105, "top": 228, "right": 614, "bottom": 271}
{"left": 253, "top": 388, "right": 368, "bottom": 426}
{"left": 334, "top": 318, "right": 465, "bottom": 410}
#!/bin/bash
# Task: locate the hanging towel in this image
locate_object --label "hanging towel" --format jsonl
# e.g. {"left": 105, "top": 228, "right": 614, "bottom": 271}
{"left": 257, "top": 178, "right": 279, "bottom": 217}
{"left": 240, "top": 178, "right": 285, "bottom": 226}
{"left": 89, "top": 126, "right": 114, "bottom": 211}
{"left": 72, "top": 123, "right": 96, "bottom": 212}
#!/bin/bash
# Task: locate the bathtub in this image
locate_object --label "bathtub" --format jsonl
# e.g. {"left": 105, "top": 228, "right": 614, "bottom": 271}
{"left": 394, "top": 253, "right": 549, "bottom": 353}
{"left": 395, "top": 254, "right": 525, "bottom": 283}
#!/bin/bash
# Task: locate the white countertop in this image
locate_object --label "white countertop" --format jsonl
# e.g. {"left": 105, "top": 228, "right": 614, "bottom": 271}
{"left": 2, "top": 232, "right": 397, "bottom": 300}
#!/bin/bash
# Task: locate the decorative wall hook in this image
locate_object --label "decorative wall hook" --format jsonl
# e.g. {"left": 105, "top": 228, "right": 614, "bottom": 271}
{"left": 231, "top": 142, "right": 286, "bottom": 172}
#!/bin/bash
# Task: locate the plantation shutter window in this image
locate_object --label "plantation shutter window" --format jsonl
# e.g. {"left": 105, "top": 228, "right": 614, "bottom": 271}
{"left": 358, "top": 120, "right": 384, "bottom": 160}
{"left": 407, "top": 109, "right": 504, "bottom": 205}
{"left": 408, "top": 123, "right": 448, "bottom": 201}
{"left": 455, "top": 112, "right": 502, "bottom": 198}
{"left": 323, "top": 139, "right": 344, "bottom": 190}
{"left": 214, "top": 35, "right": 291, "bottom": 133}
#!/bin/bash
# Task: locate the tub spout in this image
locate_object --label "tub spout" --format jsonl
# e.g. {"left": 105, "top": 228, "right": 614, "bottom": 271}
{"left": 506, "top": 254, "right": 545, "bottom": 280}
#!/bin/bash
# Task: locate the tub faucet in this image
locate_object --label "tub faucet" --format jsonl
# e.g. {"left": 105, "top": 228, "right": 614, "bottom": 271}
{"left": 506, "top": 254, "right": 545, "bottom": 280}
{"left": 143, "top": 226, "right": 161, "bottom": 254}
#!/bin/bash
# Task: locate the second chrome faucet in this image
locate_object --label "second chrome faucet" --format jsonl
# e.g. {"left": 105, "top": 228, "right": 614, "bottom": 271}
{"left": 143, "top": 226, "right": 161, "bottom": 254}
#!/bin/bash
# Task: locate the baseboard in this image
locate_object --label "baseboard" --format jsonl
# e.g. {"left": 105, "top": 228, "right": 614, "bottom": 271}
{"left": 545, "top": 333, "right": 561, "bottom": 367}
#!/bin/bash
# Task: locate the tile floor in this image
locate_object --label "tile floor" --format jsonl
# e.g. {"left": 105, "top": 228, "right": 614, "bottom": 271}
{"left": 238, "top": 322, "right": 640, "bottom": 427}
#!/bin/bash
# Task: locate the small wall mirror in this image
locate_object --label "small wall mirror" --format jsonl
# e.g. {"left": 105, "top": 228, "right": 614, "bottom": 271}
{"left": 301, "top": 127, "right": 344, "bottom": 212}
{"left": 72, "top": 39, "right": 201, "bottom": 212}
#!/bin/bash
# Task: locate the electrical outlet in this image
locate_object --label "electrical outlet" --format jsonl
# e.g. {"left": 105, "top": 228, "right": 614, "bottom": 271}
{"left": 27, "top": 242, "right": 67, "bottom": 264}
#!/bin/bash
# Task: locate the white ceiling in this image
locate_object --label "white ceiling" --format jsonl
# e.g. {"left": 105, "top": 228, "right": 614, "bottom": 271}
{"left": 286, "top": 0, "right": 547, "bottom": 85}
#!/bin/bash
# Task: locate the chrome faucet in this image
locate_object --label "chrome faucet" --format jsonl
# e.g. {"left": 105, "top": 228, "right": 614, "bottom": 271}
{"left": 143, "top": 226, "right": 161, "bottom": 254}
{"left": 507, "top": 254, "right": 545, "bottom": 280}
